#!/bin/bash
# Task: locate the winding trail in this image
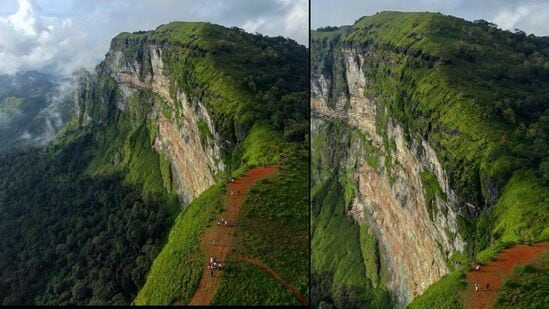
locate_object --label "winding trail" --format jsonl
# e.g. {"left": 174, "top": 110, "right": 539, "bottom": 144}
{"left": 188, "top": 166, "right": 277, "bottom": 305}
{"left": 463, "top": 241, "right": 549, "bottom": 309}
{"left": 235, "top": 255, "right": 309, "bottom": 306}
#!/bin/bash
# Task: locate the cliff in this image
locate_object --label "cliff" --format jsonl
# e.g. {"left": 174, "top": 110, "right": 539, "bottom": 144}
{"left": 312, "top": 11, "right": 549, "bottom": 307}
{"left": 73, "top": 21, "right": 308, "bottom": 206}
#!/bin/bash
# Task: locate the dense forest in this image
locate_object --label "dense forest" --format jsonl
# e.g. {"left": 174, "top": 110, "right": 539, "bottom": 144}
{"left": 0, "top": 132, "right": 178, "bottom": 305}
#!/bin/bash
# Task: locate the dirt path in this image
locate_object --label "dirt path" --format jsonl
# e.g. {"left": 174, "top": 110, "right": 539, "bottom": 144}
{"left": 188, "top": 166, "right": 277, "bottom": 305}
{"left": 235, "top": 255, "right": 309, "bottom": 306}
{"left": 463, "top": 241, "right": 549, "bottom": 309}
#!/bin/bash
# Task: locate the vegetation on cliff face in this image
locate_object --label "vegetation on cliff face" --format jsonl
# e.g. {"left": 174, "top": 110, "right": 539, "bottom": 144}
{"left": 312, "top": 10, "right": 549, "bottom": 307}
{"left": 311, "top": 120, "right": 392, "bottom": 308}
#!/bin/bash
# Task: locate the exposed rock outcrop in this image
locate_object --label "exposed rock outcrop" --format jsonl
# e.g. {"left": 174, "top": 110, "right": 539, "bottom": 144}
{"left": 76, "top": 41, "right": 225, "bottom": 206}
{"left": 312, "top": 46, "right": 465, "bottom": 306}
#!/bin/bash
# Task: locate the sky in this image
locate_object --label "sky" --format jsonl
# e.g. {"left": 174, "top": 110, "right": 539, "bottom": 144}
{"left": 0, "top": 0, "right": 308, "bottom": 75}
{"left": 312, "top": 0, "right": 549, "bottom": 37}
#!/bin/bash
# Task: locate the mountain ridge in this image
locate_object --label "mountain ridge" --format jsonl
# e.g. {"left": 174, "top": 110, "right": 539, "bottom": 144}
{"left": 312, "top": 11, "right": 548, "bottom": 307}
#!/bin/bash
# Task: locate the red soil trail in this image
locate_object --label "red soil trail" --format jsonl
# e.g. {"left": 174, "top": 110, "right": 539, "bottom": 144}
{"left": 235, "top": 255, "right": 309, "bottom": 306}
{"left": 188, "top": 166, "right": 277, "bottom": 305}
{"left": 463, "top": 241, "right": 549, "bottom": 309}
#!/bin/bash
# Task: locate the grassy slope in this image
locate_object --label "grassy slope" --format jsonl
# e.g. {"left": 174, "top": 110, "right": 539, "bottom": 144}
{"left": 494, "top": 251, "right": 549, "bottom": 308}
{"left": 134, "top": 184, "right": 224, "bottom": 305}
{"left": 212, "top": 143, "right": 309, "bottom": 305}
{"left": 407, "top": 269, "right": 466, "bottom": 309}
{"left": 211, "top": 263, "right": 297, "bottom": 305}
{"left": 313, "top": 11, "right": 549, "bottom": 307}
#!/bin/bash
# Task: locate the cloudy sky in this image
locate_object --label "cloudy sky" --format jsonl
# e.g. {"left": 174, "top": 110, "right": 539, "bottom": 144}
{"left": 312, "top": 0, "right": 549, "bottom": 37}
{"left": 0, "top": 0, "right": 307, "bottom": 75}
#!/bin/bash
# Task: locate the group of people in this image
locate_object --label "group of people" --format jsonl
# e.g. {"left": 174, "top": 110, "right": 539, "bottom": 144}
{"left": 206, "top": 177, "right": 244, "bottom": 279}
{"left": 474, "top": 282, "right": 490, "bottom": 292}
{"left": 472, "top": 263, "right": 490, "bottom": 292}
{"left": 218, "top": 217, "right": 229, "bottom": 227}
{"left": 208, "top": 256, "right": 223, "bottom": 277}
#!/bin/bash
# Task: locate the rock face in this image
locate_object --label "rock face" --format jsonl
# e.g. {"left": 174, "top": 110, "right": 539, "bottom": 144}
{"left": 76, "top": 41, "right": 225, "bottom": 206}
{"left": 312, "top": 46, "right": 465, "bottom": 305}
{"left": 108, "top": 43, "right": 224, "bottom": 205}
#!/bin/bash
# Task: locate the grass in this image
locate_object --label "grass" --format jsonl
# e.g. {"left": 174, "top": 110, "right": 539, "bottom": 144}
{"left": 420, "top": 171, "right": 447, "bottom": 220}
{"left": 224, "top": 145, "right": 309, "bottom": 298}
{"left": 197, "top": 119, "right": 213, "bottom": 146}
{"left": 494, "top": 252, "right": 549, "bottom": 308}
{"left": 134, "top": 184, "right": 224, "bottom": 305}
{"left": 312, "top": 175, "right": 369, "bottom": 292}
{"left": 407, "top": 269, "right": 466, "bottom": 309}
{"left": 490, "top": 173, "right": 549, "bottom": 245}
{"left": 240, "top": 123, "right": 283, "bottom": 167}
{"left": 359, "top": 225, "right": 382, "bottom": 286}
{"left": 211, "top": 262, "right": 298, "bottom": 305}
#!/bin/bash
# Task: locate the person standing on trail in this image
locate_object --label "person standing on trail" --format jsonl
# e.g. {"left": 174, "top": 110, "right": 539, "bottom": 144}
{"left": 475, "top": 283, "right": 479, "bottom": 292}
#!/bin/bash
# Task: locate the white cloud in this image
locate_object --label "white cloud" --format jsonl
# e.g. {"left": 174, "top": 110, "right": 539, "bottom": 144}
{"left": 239, "top": 0, "right": 308, "bottom": 42}
{"left": 493, "top": 6, "right": 530, "bottom": 31}
{"left": 0, "top": 0, "right": 308, "bottom": 76}
{"left": 0, "top": 0, "right": 94, "bottom": 75}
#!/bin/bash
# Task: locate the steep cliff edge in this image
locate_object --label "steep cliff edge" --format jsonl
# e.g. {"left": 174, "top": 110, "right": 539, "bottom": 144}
{"left": 74, "top": 21, "right": 307, "bottom": 207}
{"left": 312, "top": 12, "right": 549, "bottom": 307}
